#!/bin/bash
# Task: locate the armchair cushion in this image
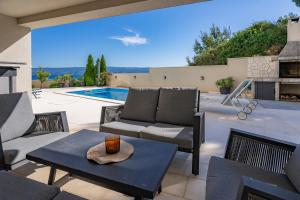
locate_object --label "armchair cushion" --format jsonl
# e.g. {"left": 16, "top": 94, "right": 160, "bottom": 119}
{"left": 206, "top": 156, "right": 296, "bottom": 200}
{"left": 2, "top": 132, "right": 69, "bottom": 165}
{"left": 140, "top": 123, "right": 193, "bottom": 149}
{"left": 100, "top": 119, "right": 153, "bottom": 138}
{"left": 285, "top": 145, "right": 300, "bottom": 193}
{"left": 0, "top": 171, "right": 59, "bottom": 200}
{"left": 0, "top": 92, "right": 35, "bottom": 142}
{"left": 156, "top": 88, "right": 198, "bottom": 126}
{"left": 120, "top": 88, "right": 159, "bottom": 123}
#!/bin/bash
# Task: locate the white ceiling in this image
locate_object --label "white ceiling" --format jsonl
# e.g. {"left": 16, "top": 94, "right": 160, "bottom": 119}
{"left": 0, "top": 0, "right": 96, "bottom": 17}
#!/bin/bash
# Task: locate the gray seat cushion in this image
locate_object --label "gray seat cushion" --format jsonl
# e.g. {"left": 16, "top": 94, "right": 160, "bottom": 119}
{"left": 206, "top": 156, "right": 296, "bottom": 200}
{"left": 120, "top": 88, "right": 159, "bottom": 123}
{"left": 140, "top": 123, "right": 193, "bottom": 149}
{"left": 156, "top": 88, "right": 198, "bottom": 126}
{"left": 2, "top": 132, "right": 69, "bottom": 165}
{"left": 53, "top": 192, "right": 87, "bottom": 200}
{"left": 285, "top": 145, "right": 300, "bottom": 193}
{"left": 0, "top": 92, "right": 35, "bottom": 142}
{"left": 100, "top": 119, "right": 153, "bottom": 138}
{"left": 0, "top": 171, "right": 59, "bottom": 200}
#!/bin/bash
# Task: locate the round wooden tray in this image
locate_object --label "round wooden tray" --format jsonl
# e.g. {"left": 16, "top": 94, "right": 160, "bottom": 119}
{"left": 87, "top": 140, "right": 134, "bottom": 164}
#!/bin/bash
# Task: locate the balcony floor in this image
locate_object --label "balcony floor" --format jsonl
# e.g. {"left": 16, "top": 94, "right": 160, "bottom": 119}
{"left": 13, "top": 88, "right": 300, "bottom": 200}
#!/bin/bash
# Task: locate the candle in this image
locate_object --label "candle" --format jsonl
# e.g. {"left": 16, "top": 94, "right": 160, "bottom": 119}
{"left": 105, "top": 134, "right": 120, "bottom": 154}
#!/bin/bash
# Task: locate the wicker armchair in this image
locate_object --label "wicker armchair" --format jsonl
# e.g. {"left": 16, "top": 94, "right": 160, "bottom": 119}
{"left": 206, "top": 129, "right": 300, "bottom": 200}
{"left": 0, "top": 93, "right": 69, "bottom": 170}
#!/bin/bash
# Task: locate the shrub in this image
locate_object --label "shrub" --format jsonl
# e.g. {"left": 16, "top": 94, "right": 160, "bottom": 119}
{"left": 49, "top": 82, "right": 59, "bottom": 88}
{"left": 216, "top": 77, "right": 235, "bottom": 88}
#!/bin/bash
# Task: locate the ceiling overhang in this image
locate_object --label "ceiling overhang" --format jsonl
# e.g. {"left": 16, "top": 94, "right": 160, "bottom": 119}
{"left": 14, "top": 0, "right": 207, "bottom": 29}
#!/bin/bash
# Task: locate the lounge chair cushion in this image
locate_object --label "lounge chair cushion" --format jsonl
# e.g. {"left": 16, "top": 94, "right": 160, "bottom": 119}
{"left": 206, "top": 156, "right": 296, "bottom": 200}
{"left": 285, "top": 145, "right": 300, "bottom": 192}
{"left": 100, "top": 119, "right": 153, "bottom": 138}
{"left": 0, "top": 92, "right": 35, "bottom": 142}
{"left": 120, "top": 88, "right": 159, "bottom": 123}
{"left": 140, "top": 123, "right": 193, "bottom": 149}
{"left": 0, "top": 171, "right": 59, "bottom": 200}
{"left": 156, "top": 88, "right": 198, "bottom": 126}
{"left": 2, "top": 132, "right": 69, "bottom": 165}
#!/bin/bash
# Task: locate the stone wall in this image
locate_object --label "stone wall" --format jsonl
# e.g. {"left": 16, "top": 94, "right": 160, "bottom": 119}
{"left": 247, "top": 56, "right": 278, "bottom": 79}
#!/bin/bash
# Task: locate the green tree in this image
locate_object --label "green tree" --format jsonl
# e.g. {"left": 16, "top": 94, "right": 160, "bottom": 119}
{"left": 293, "top": 0, "right": 300, "bottom": 7}
{"left": 187, "top": 24, "right": 231, "bottom": 65}
{"left": 36, "top": 66, "right": 50, "bottom": 88}
{"left": 95, "top": 58, "right": 100, "bottom": 78}
{"left": 84, "top": 54, "right": 96, "bottom": 86}
{"left": 187, "top": 14, "right": 297, "bottom": 66}
{"left": 100, "top": 54, "right": 107, "bottom": 73}
{"left": 63, "top": 74, "right": 72, "bottom": 87}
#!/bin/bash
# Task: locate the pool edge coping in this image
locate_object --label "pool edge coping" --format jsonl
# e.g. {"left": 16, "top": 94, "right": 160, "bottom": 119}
{"left": 54, "top": 87, "right": 126, "bottom": 104}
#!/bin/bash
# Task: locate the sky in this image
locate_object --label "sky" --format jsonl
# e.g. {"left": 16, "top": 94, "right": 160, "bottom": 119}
{"left": 32, "top": 0, "right": 300, "bottom": 68}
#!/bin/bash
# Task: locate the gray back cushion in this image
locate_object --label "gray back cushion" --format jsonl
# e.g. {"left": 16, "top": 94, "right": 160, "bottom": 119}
{"left": 0, "top": 92, "right": 35, "bottom": 142}
{"left": 120, "top": 88, "right": 159, "bottom": 123}
{"left": 156, "top": 88, "right": 199, "bottom": 126}
{"left": 285, "top": 145, "right": 300, "bottom": 192}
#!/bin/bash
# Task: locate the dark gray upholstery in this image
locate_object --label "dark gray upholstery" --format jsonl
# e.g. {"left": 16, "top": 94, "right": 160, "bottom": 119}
{"left": 2, "top": 132, "right": 69, "bottom": 165}
{"left": 0, "top": 92, "right": 35, "bottom": 142}
{"left": 206, "top": 156, "right": 296, "bottom": 200}
{"left": 156, "top": 88, "right": 198, "bottom": 126}
{"left": 0, "top": 171, "right": 59, "bottom": 200}
{"left": 140, "top": 123, "right": 193, "bottom": 149}
{"left": 285, "top": 145, "right": 300, "bottom": 193}
{"left": 100, "top": 119, "right": 153, "bottom": 137}
{"left": 99, "top": 88, "right": 204, "bottom": 175}
{"left": 53, "top": 192, "right": 87, "bottom": 200}
{"left": 120, "top": 88, "right": 159, "bottom": 122}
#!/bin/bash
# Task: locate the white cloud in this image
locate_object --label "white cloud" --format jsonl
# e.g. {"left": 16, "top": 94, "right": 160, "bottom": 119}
{"left": 110, "top": 28, "right": 148, "bottom": 46}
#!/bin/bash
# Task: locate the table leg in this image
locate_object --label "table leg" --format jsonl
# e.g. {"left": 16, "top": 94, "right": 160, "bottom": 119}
{"left": 158, "top": 185, "right": 162, "bottom": 194}
{"left": 48, "top": 167, "right": 57, "bottom": 185}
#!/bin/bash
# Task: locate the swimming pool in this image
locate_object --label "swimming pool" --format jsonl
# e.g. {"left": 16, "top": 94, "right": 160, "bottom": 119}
{"left": 68, "top": 88, "right": 128, "bottom": 101}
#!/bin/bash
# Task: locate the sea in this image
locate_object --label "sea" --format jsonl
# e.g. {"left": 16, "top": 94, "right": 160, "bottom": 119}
{"left": 32, "top": 67, "right": 149, "bottom": 80}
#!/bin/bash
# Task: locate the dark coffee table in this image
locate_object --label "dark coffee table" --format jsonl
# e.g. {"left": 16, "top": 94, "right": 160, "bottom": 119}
{"left": 26, "top": 129, "right": 177, "bottom": 200}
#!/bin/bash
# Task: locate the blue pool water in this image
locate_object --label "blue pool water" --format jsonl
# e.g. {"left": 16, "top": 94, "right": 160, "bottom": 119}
{"left": 68, "top": 88, "right": 128, "bottom": 101}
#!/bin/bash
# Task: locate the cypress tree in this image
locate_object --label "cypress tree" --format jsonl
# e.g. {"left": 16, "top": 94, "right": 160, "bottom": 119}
{"left": 100, "top": 54, "right": 107, "bottom": 73}
{"left": 95, "top": 58, "right": 100, "bottom": 78}
{"left": 84, "top": 54, "right": 95, "bottom": 86}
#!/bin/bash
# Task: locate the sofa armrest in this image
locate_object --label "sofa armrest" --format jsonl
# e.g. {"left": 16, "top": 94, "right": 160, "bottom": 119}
{"left": 237, "top": 176, "right": 300, "bottom": 200}
{"left": 193, "top": 112, "right": 205, "bottom": 148}
{"left": 30, "top": 111, "right": 69, "bottom": 134}
{"left": 225, "top": 128, "right": 297, "bottom": 174}
{"left": 100, "top": 105, "right": 124, "bottom": 125}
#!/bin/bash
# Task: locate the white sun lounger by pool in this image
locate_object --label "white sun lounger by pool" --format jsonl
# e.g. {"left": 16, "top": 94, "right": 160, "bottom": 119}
{"left": 221, "top": 79, "right": 258, "bottom": 120}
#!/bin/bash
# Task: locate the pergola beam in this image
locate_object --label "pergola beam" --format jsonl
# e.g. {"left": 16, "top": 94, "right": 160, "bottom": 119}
{"left": 18, "top": 0, "right": 207, "bottom": 29}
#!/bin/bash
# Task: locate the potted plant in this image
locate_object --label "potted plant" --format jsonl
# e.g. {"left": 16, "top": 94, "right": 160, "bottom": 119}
{"left": 216, "top": 77, "right": 234, "bottom": 95}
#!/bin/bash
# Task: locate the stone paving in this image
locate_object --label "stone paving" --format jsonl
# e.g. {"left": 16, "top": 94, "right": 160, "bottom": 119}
{"left": 13, "top": 88, "right": 300, "bottom": 200}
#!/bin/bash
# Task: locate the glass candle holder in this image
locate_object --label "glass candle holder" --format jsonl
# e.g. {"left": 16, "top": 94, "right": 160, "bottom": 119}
{"left": 105, "top": 134, "right": 120, "bottom": 154}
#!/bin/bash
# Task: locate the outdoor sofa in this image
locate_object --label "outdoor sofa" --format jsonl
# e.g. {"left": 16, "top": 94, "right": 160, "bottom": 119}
{"left": 206, "top": 128, "right": 300, "bottom": 200}
{"left": 0, "top": 170, "right": 86, "bottom": 200}
{"left": 0, "top": 92, "right": 69, "bottom": 170}
{"left": 100, "top": 88, "right": 205, "bottom": 175}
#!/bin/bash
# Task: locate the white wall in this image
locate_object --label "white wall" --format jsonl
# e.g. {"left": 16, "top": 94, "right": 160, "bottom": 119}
{"left": 110, "top": 58, "right": 248, "bottom": 92}
{"left": 0, "top": 14, "right": 31, "bottom": 94}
